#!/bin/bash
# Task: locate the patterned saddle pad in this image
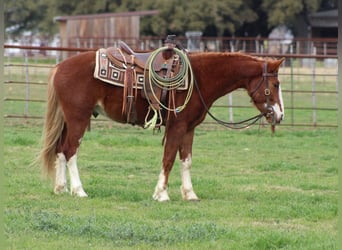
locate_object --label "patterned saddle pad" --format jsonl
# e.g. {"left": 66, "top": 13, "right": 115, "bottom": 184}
{"left": 93, "top": 48, "right": 188, "bottom": 90}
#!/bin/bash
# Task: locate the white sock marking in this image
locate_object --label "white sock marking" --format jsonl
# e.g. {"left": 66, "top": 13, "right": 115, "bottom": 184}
{"left": 152, "top": 169, "right": 170, "bottom": 201}
{"left": 54, "top": 153, "right": 67, "bottom": 194}
{"left": 67, "top": 154, "right": 88, "bottom": 197}
{"left": 180, "top": 154, "right": 199, "bottom": 201}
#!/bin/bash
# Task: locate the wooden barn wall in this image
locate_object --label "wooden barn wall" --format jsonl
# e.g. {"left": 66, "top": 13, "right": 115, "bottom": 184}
{"left": 65, "top": 16, "right": 140, "bottom": 49}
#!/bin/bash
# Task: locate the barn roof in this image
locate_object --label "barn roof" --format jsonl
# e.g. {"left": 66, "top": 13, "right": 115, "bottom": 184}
{"left": 54, "top": 10, "right": 159, "bottom": 22}
{"left": 308, "top": 9, "right": 337, "bottom": 28}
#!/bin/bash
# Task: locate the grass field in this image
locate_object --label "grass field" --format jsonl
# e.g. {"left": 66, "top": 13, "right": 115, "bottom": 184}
{"left": 4, "top": 56, "right": 338, "bottom": 249}
{"left": 4, "top": 121, "right": 337, "bottom": 249}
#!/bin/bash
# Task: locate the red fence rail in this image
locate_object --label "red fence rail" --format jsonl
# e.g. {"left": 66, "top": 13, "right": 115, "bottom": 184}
{"left": 3, "top": 43, "right": 338, "bottom": 129}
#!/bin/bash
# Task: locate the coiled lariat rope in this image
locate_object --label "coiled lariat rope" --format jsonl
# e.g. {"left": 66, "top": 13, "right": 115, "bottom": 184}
{"left": 143, "top": 47, "right": 194, "bottom": 129}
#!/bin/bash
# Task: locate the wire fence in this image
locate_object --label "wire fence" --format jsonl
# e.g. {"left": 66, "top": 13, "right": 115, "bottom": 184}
{"left": 3, "top": 41, "right": 338, "bottom": 129}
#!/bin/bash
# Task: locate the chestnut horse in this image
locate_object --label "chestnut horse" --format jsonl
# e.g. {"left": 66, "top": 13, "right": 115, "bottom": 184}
{"left": 39, "top": 50, "right": 284, "bottom": 201}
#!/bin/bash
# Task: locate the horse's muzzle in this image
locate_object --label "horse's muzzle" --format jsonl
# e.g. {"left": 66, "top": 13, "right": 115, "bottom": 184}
{"left": 265, "top": 105, "right": 283, "bottom": 124}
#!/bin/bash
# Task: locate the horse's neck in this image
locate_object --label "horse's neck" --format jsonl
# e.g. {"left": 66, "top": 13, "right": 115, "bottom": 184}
{"left": 192, "top": 53, "right": 261, "bottom": 104}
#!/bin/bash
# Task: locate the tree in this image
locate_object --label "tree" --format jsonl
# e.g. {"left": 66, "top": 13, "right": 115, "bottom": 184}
{"left": 237, "top": 0, "right": 337, "bottom": 36}
{"left": 142, "top": 0, "right": 258, "bottom": 36}
{"left": 5, "top": 0, "right": 49, "bottom": 35}
{"left": 261, "top": 0, "right": 337, "bottom": 34}
{"left": 4, "top": 0, "right": 338, "bottom": 38}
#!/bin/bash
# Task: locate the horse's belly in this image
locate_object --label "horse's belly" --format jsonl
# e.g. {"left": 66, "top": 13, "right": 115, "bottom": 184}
{"left": 92, "top": 103, "right": 106, "bottom": 118}
{"left": 93, "top": 100, "right": 128, "bottom": 124}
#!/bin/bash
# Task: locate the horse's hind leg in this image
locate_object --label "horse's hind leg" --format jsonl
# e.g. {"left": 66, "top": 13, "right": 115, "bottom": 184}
{"left": 67, "top": 152, "right": 87, "bottom": 197}
{"left": 58, "top": 118, "right": 90, "bottom": 197}
{"left": 54, "top": 152, "right": 68, "bottom": 194}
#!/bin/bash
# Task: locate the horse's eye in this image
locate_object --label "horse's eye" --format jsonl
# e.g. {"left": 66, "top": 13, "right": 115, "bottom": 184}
{"left": 273, "top": 82, "right": 279, "bottom": 88}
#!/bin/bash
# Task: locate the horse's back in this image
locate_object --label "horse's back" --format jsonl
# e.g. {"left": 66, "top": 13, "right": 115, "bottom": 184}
{"left": 56, "top": 51, "right": 96, "bottom": 77}
{"left": 53, "top": 51, "right": 99, "bottom": 91}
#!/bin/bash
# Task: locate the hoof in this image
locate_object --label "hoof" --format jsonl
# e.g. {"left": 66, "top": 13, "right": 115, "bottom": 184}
{"left": 181, "top": 186, "right": 200, "bottom": 201}
{"left": 71, "top": 186, "right": 88, "bottom": 197}
{"left": 152, "top": 187, "right": 170, "bottom": 202}
{"left": 54, "top": 185, "right": 68, "bottom": 195}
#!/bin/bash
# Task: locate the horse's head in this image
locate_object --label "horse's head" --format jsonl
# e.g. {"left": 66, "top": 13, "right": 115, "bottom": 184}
{"left": 247, "top": 58, "right": 285, "bottom": 125}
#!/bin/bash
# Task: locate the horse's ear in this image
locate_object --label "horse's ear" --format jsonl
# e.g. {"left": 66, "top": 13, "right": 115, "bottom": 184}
{"left": 270, "top": 57, "right": 285, "bottom": 71}
{"left": 278, "top": 57, "right": 285, "bottom": 64}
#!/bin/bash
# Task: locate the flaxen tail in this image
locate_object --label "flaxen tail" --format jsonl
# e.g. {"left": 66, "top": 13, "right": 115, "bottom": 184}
{"left": 38, "top": 66, "right": 65, "bottom": 180}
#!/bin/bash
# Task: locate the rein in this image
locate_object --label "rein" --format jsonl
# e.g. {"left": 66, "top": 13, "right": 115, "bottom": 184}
{"left": 193, "top": 61, "right": 276, "bottom": 129}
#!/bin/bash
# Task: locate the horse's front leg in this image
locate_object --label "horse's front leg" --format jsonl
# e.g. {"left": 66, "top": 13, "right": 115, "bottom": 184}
{"left": 152, "top": 128, "right": 181, "bottom": 202}
{"left": 152, "top": 168, "right": 172, "bottom": 202}
{"left": 179, "top": 129, "right": 199, "bottom": 201}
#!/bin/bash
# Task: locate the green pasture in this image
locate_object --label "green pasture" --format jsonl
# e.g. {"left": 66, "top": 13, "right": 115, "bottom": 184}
{"left": 3, "top": 57, "right": 338, "bottom": 249}
{"left": 4, "top": 122, "right": 337, "bottom": 249}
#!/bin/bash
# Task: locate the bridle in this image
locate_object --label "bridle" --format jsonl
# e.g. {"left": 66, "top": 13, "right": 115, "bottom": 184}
{"left": 194, "top": 61, "right": 278, "bottom": 129}
{"left": 249, "top": 61, "right": 279, "bottom": 125}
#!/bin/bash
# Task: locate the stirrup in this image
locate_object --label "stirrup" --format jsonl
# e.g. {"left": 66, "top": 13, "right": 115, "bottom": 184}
{"left": 144, "top": 107, "right": 158, "bottom": 129}
{"left": 144, "top": 107, "right": 162, "bottom": 129}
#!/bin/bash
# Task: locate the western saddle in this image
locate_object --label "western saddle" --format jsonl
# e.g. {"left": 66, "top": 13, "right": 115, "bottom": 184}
{"left": 107, "top": 41, "right": 176, "bottom": 72}
{"left": 105, "top": 38, "right": 184, "bottom": 128}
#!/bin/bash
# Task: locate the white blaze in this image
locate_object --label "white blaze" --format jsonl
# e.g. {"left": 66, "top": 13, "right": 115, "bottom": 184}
{"left": 271, "top": 103, "right": 283, "bottom": 122}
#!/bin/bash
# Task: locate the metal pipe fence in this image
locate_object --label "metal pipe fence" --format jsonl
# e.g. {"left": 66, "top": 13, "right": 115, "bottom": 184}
{"left": 3, "top": 43, "right": 338, "bottom": 128}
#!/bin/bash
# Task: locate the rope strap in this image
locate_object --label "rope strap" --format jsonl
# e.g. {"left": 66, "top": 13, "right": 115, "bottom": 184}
{"left": 143, "top": 47, "right": 194, "bottom": 129}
